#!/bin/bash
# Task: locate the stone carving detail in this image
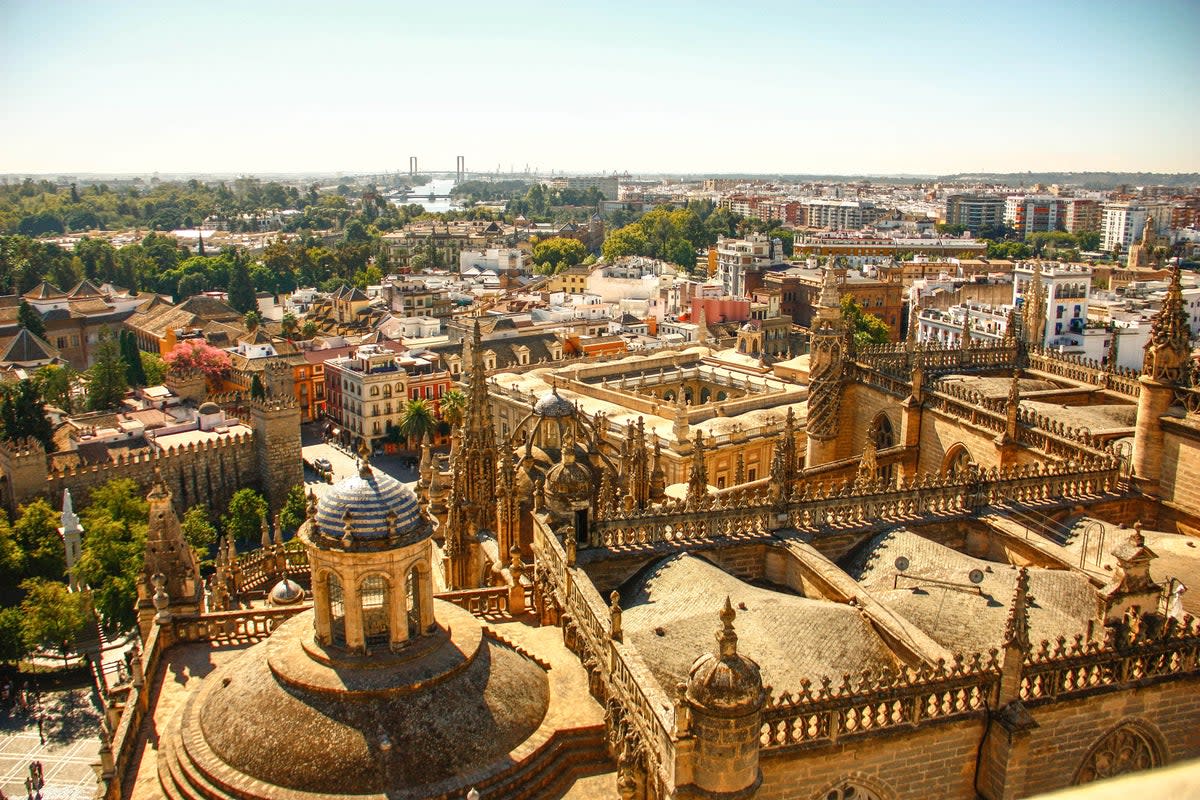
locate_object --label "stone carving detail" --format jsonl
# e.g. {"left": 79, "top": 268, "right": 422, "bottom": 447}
{"left": 1074, "top": 725, "right": 1160, "bottom": 785}
{"left": 821, "top": 784, "right": 882, "bottom": 800}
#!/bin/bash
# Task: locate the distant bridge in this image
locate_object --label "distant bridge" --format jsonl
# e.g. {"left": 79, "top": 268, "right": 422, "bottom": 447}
{"left": 410, "top": 156, "right": 466, "bottom": 182}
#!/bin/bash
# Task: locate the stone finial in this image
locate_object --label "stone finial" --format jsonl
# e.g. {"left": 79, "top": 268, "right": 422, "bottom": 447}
{"left": 1003, "top": 568, "right": 1032, "bottom": 653}
{"left": 357, "top": 439, "right": 373, "bottom": 479}
{"left": 152, "top": 572, "right": 170, "bottom": 622}
{"left": 341, "top": 509, "right": 354, "bottom": 548}
{"left": 273, "top": 514, "right": 284, "bottom": 546}
{"left": 564, "top": 531, "right": 577, "bottom": 566}
{"left": 610, "top": 590, "right": 623, "bottom": 642}
{"left": 260, "top": 517, "right": 271, "bottom": 550}
{"left": 687, "top": 430, "right": 709, "bottom": 505}
{"left": 306, "top": 488, "right": 318, "bottom": 520}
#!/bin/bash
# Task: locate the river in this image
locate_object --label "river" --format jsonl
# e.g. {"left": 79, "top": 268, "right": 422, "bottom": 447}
{"left": 392, "top": 177, "right": 462, "bottom": 213}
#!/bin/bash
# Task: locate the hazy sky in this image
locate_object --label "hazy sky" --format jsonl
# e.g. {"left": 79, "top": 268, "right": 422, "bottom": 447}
{"left": 2, "top": 0, "right": 1198, "bottom": 175}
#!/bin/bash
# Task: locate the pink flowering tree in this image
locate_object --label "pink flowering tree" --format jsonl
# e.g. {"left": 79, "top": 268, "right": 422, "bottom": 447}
{"left": 164, "top": 339, "right": 232, "bottom": 384}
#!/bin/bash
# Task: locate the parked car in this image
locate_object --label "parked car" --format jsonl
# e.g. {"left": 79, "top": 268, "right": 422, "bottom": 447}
{"left": 313, "top": 457, "right": 332, "bottom": 473}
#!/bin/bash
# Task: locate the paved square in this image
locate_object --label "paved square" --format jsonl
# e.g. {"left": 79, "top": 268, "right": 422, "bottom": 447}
{"left": 0, "top": 688, "right": 102, "bottom": 800}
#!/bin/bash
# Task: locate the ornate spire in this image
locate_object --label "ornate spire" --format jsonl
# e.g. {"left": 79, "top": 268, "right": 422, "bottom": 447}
{"left": 817, "top": 261, "right": 841, "bottom": 310}
{"left": 734, "top": 452, "right": 745, "bottom": 485}
{"left": 717, "top": 596, "right": 738, "bottom": 658}
{"left": 1106, "top": 323, "right": 1120, "bottom": 372}
{"left": 687, "top": 431, "right": 708, "bottom": 504}
{"left": 1003, "top": 567, "right": 1032, "bottom": 653}
{"left": 1003, "top": 305, "right": 1018, "bottom": 345}
{"left": 1004, "top": 369, "right": 1021, "bottom": 442}
{"left": 856, "top": 420, "right": 879, "bottom": 489}
{"left": 650, "top": 437, "right": 666, "bottom": 500}
{"left": 1142, "top": 265, "right": 1192, "bottom": 385}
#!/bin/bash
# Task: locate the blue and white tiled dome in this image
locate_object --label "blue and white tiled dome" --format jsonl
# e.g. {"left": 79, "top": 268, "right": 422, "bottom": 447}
{"left": 534, "top": 388, "right": 574, "bottom": 418}
{"left": 316, "top": 471, "right": 427, "bottom": 545}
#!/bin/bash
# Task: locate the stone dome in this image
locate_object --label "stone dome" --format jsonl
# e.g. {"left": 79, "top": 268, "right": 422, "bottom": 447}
{"left": 316, "top": 470, "right": 426, "bottom": 544}
{"left": 197, "top": 401, "right": 221, "bottom": 415}
{"left": 546, "top": 458, "right": 593, "bottom": 503}
{"left": 686, "top": 598, "right": 766, "bottom": 715}
{"left": 534, "top": 388, "right": 574, "bottom": 417}
{"left": 267, "top": 577, "right": 304, "bottom": 606}
{"left": 166, "top": 604, "right": 551, "bottom": 798}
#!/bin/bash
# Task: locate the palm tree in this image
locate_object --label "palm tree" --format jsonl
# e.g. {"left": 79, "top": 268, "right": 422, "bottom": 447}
{"left": 281, "top": 312, "right": 298, "bottom": 340}
{"left": 439, "top": 388, "right": 467, "bottom": 428}
{"left": 398, "top": 398, "right": 436, "bottom": 449}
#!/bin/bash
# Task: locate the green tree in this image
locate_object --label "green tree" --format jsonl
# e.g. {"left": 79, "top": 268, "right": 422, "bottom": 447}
{"left": 280, "top": 312, "right": 298, "bottom": 339}
{"left": 601, "top": 226, "right": 650, "bottom": 261}
{"left": 0, "top": 512, "right": 24, "bottom": 592}
{"left": 87, "top": 329, "right": 129, "bottom": 410}
{"left": 398, "top": 398, "right": 436, "bottom": 448}
{"left": 0, "top": 606, "right": 26, "bottom": 665}
{"left": 13, "top": 498, "right": 64, "bottom": 580}
{"left": 140, "top": 351, "right": 167, "bottom": 385}
{"left": 278, "top": 484, "right": 308, "bottom": 536}
{"left": 180, "top": 506, "right": 218, "bottom": 559}
{"left": 244, "top": 310, "right": 262, "bottom": 333}
{"left": 223, "top": 488, "right": 267, "bottom": 544}
{"left": 17, "top": 300, "right": 46, "bottom": 338}
{"left": 0, "top": 379, "right": 52, "bottom": 450}
{"left": 1077, "top": 231, "right": 1101, "bottom": 251}
{"left": 34, "top": 364, "right": 75, "bottom": 413}
{"left": 20, "top": 578, "right": 90, "bottom": 668}
{"left": 75, "top": 479, "right": 147, "bottom": 633}
{"left": 840, "top": 295, "right": 891, "bottom": 347}
{"left": 438, "top": 388, "right": 467, "bottom": 428}
{"left": 531, "top": 237, "right": 588, "bottom": 269}
{"left": 250, "top": 373, "right": 266, "bottom": 400}
{"left": 120, "top": 329, "right": 147, "bottom": 386}
{"left": 226, "top": 251, "right": 257, "bottom": 313}
{"left": 301, "top": 320, "right": 319, "bottom": 339}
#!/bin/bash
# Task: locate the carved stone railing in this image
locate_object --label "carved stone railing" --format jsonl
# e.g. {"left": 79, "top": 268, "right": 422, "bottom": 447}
{"left": 534, "top": 520, "right": 677, "bottom": 795}
{"left": 436, "top": 586, "right": 510, "bottom": 615}
{"left": 760, "top": 654, "right": 1000, "bottom": 751}
{"left": 592, "top": 459, "right": 1122, "bottom": 552}
{"left": 171, "top": 604, "right": 311, "bottom": 643}
{"left": 1176, "top": 385, "right": 1200, "bottom": 416}
{"left": 761, "top": 612, "right": 1200, "bottom": 754}
{"left": 1026, "top": 347, "right": 1141, "bottom": 399}
{"left": 1020, "top": 616, "right": 1200, "bottom": 705}
{"left": 231, "top": 539, "right": 310, "bottom": 592}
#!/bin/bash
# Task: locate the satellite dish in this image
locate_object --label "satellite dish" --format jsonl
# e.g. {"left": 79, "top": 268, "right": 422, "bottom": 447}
{"left": 968, "top": 569, "right": 984, "bottom": 585}
{"left": 894, "top": 556, "right": 910, "bottom": 572}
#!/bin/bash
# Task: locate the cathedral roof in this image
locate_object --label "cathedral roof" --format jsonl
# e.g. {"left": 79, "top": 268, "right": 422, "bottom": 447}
{"left": 618, "top": 554, "right": 900, "bottom": 691}
{"left": 316, "top": 470, "right": 426, "bottom": 544}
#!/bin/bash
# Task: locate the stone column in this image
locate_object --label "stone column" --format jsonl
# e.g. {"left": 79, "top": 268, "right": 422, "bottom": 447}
{"left": 1131, "top": 375, "right": 1175, "bottom": 495}
{"left": 312, "top": 572, "right": 331, "bottom": 645}
{"left": 343, "top": 579, "right": 365, "bottom": 653}
{"left": 389, "top": 569, "right": 409, "bottom": 649}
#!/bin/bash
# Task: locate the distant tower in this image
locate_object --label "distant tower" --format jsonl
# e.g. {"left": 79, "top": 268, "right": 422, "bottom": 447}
{"left": 59, "top": 489, "right": 83, "bottom": 591}
{"left": 804, "top": 265, "right": 847, "bottom": 468}
{"left": 250, "top": 394, "right": 303, "bottom": 514}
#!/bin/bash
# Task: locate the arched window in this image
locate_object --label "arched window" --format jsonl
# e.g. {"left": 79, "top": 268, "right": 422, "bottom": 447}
{"left": 361, "top": 574, "right": 389, "bottom": 648}
{"left": 872, "top": 413, "right": 895, "bottom": 449}
{"left": 1074, "top": 723, "right": 1162, "bottom": 785}
{"left": 821, "top": 783, "right": 882, "bottom": 800}
{"left": 328, "top": 573, "right": 345, "bottom": 647}
{"left": 700, "top": 388, "right": 711, "bottom": 403}
{"left": 717, "top": 391, "right": 727, "bottom": 402}
{"left": 942, "top": 444, "right": 972, "bottom": 478}
{"left": 664, "top": 391, "right": 675, "bottom": 401}
{"left": 407, "top": 567, "right": 422, "bottom": 638}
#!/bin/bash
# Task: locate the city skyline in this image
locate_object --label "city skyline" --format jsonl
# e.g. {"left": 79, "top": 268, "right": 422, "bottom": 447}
{"left": 2, "top": 0, "right": 1199, "bottom": 175}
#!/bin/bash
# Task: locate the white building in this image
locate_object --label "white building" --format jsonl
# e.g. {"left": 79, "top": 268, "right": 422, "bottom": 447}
{"left": 916, "top": 304, "right": 1011, "bottom": 347}
{"left": 458, "top": 248, "right": 527, "bottom": 274}
{"left": 1100, "top": 202, "right": 1172, "bottom": 252}
{"left": 715, "top": 233, "right": 783, "bottom": 297}
{"left": 1013, "top": 263, "right": 1092, "bottom": 348}
{"left": 802, "top": 199, "right": 881, "bottom": 230}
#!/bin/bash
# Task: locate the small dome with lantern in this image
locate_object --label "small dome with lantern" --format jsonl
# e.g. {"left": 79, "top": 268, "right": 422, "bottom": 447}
{"left": 314, "top": 445, "right": 428, "bottom": 547}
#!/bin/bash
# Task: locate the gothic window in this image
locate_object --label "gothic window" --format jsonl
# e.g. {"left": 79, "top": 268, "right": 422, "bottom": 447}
{"left": 700, "top": 388, "right": 711, "bottom": 403}
{"left": 943, "top": 444, "right": 972, "bottom": 478}
{"left": 328, "top": 573, "right": 346, "bottom": 647}
{"left": 872, "top": 414, "right": 895, "bottom": 449}
{"left": 717, "top": 391, "right": 727, "bottom": 401}
{"left": 361, "top": 574, "right": 390, "bottom": 648}
{"left": 1074, "top": 724, "right": 1161, "bottom": 785}
{"left": 821, "top": 783, "right": 882, "bottom": 800}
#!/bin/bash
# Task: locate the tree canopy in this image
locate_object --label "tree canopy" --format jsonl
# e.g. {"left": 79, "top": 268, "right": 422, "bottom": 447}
{"left": 223, "top": 488, "right": 267, "bottom": 544}
{"left": 0, "top": 379, "right": 52, "bottom": 449}
{"left": 164, "top": 339, "right": 232, "bottom": 381}
{"left": 841, "top": 295, "right": 891, "bottom": 347}
{"left": 87, "top": 329, "right": 129, "bottom": 410}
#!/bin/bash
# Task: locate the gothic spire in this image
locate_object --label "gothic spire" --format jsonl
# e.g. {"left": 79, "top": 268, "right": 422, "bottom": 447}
{"left": 818, "top": 260, "right": 841, "bottom": 310}
{"left": 1142, "top": 265, "right": 1191, "bottom": 385}
{"left": 1003, "top": 567, "right": 1032, "bottom": 653}
{"left": 717, "top": 596, "right": 738, "bottom": 659}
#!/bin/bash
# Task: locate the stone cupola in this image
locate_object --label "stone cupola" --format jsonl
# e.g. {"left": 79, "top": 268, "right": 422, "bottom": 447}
{"left": 1102, "top": 522, "right": 1163, "bottom": 623}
